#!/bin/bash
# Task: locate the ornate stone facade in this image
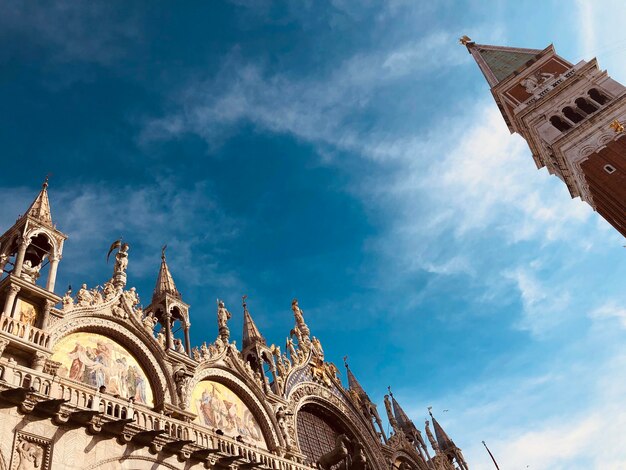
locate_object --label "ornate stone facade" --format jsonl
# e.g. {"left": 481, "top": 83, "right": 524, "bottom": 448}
{"left": 0, "top": 182, "right": 468, "bottom": 470}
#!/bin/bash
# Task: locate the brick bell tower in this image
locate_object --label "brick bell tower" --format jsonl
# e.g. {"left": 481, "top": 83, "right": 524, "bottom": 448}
{"left": 463, "top": 36, "right": 626, "bottom": 238}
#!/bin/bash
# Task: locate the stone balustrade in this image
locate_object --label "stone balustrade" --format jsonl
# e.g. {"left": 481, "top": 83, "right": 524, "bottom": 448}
{"left": 0, "top": 358, "right": 310, "bottom": 469}
{"left": 0, "top": 314, "right": 50, "bottom": 348}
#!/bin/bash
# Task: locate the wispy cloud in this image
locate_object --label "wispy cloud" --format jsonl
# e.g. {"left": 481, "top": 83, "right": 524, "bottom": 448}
{"left": 504, "top": 267, "right": 571, "bottom": 337}
{"left": 0, "top": 1, "right": 142, "bottom": 66}
{"left": 590, "top": 301, "right": 626, "bottom": 329}
{"left": 140, "top": 30, "right": 468, "bottom": 161}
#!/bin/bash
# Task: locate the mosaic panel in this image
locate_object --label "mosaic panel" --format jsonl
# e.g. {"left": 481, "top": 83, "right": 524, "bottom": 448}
{"left": 191, "top": 380, "right": 265, "bottom": 448}
{"left": 51, "top": 332, "right": 154, "bottom": 405}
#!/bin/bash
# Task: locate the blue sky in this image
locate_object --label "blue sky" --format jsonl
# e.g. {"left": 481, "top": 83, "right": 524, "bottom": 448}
{"left": 2, "top": 1, "right": 626, "bottom": 468}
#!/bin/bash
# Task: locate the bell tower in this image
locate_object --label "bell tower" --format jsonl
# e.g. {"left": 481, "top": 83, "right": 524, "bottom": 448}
{"left": 0, "top": 178, "right": 66, "bottom": 332}
{"left": 464, "top": 37, "right": 626, "bottom": 237}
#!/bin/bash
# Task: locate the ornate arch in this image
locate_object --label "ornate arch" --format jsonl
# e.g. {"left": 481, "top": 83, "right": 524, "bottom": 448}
{"left": 48, "top": 315, "right": 174, "bottom": 406}
{"left": 390, "top": 450, "right": 428, "bottom": 470}
{"left": 24, "top": 227, "right": 62, "bottom": 259}
{"left": 288, "top": 382, "right": 386, "bottom": 470}
{"left": 190, "top": 364, "right": 282, "bottom": 451}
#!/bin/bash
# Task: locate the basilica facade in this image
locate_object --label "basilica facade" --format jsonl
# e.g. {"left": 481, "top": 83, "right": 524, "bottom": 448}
{"left": 0, "top": 180, "right": 468, "bottom": 470}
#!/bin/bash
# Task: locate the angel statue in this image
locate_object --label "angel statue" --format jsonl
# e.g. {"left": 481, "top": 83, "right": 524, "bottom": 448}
{"left": 107, "top": 239, "right": 130, "bottom": 288}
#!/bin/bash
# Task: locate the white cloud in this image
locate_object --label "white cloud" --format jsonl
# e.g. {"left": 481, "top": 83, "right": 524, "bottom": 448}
{"left": 504, "top": 267, "right": 571, "bottom": 336}
{"left": 141, "top": 30, "right": 469, "bottom": 162}
{"left": 0, "top": 1, "right": 141, "bottom": 66}
{"left": 590, "top": 301, "right": 626, "bottom": 329}
{"left": 461, "top": 352, "right": 626, "bottom": 470}
{"left": 403, "top": 331, "right": 626, "bottom": 470}
{"left": 575, "top": 0, "right": 626, "bottom": 81}
{"left": 421, "top": 105, "right": 592, "bottom": 241}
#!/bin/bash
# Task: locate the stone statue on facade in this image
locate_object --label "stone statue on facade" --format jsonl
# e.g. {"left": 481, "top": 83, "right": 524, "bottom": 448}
{"left": 114, "top": 243, "right": 129, "bottom": 274}
{"left": 317, "top": 434, "right": 351, "bottom": 470}
{"left": 102, "top": 280, "right": 116, "bottom": 300}
{"left": 107, "top": 239, "right": 130, "bottom": 288}
{"left": 291, "top": 298, "right": 310, "bottom": 338}
{"left": 91, "top": 286, "right": 104, "bottom": 305}
{"left": 311, "top": 336, "right": 324, "bottom": 359}
{"left": 217, "top": 299, "right": 232, "bottom": 342}
{"left": 286, "top": 337, "right": 297, "bottom": 363}
{"left": 174, "top": 367, "right": 192, "bottom": 408}
{"left": 275, "top": 406, "right": 293, "bottom": 450}
{"left": 61, "top": 286, "right": 74, "bottom": 310}
{"left": 156, "top": 331, "right": 166, "bottom": 349}
{"left": 281, "top": 353, "right": 292, "bottom": 372}
{"left": 20, "top": 259, "right": 41, "bottom": 284}
{"left": 121, "top": 287, "right": 140, "bottom": 314}
{"left": 174, "top": 338, "right": 185, "bottom": 354}
{"left": 76, "top": 284, "right": 93, "bottom": 307}
{"left": 142, "top": 311, "right": 157, "bottom": 334}
{"left": 191, "top": 346, "right": 201, "bottom": 361}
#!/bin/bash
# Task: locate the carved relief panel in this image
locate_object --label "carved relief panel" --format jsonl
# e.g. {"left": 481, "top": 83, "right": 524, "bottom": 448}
{"left": 10, "top": 432, "right": 52, "bottom": 470}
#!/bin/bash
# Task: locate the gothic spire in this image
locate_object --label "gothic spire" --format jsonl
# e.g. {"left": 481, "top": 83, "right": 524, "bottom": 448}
{"left": 242, "top": 295, "right": 266, "bottom": 349}
{"left": 390, "top": 389, "right": 416, "bottom": 433}
{"left": 344, "top": 357, "right": 370, "bottom": 400}
{"left": 428, "top": 409, "right": 455, "bottom": 453}
{"left": 153, "top": 245, "right": 181, "bottom": 301}
{"left": 461, "top": 36, "right": 543, "bottom": 87}
{"left": 428, "top": 408, "right": 469, "bottom": 470}
{"left": 24, "top": 177, "right": 53, "bottom": 226}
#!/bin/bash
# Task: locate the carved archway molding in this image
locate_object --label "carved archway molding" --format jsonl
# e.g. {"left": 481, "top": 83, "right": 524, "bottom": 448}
{"left": 391, "top": 449, "right": 428, "bottom": 470}
{"left": 48, "top": 315, "right": 174, "bottom": 406}
{"left": 24, "top": 227, "right": 63, "bottom": 259}
{"left": 288, "top": 382, "right": 386, "bottom": 470}
{"left": 86, "top": 455, "right": 180, "bottom": 469}
{"left": 189, "top": 364, "right": 283, "bottom": 451}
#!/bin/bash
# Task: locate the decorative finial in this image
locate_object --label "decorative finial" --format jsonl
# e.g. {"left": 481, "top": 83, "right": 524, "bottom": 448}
{"left": 609, "top": 119, "right": 624, "bottom": 133}
{"left": 459, "top": 35, "right": 472, "bottom": 46}
{"left": 242, "top": 294, "right": 248, "bottom": 313}
{"left": 388, "top": 385, "right": 393, "bottom": 396}
{"left": 43, "top": 174, "right": 50, "bottom": 188}
{"left": 343, "top": 355, "right": 349, "bottom": 368}
{"left": 161, "top": 244, "right": 167, "bottom": 260}
{"left": 428, "top": 406, "right": 434, "bottom": 418}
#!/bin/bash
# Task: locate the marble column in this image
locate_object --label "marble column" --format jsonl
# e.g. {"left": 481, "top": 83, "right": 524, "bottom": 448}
{"left": 183, "top": 322, "right": 191, "bottom": 357}
{"left": 3, "top": 285, "right": 20, "bottom": 317}
{"left": 163, "top": 311, "right": 173, "bottom": 351}
{"left": 46, "top": 256, "right": 60, "bottom": 292}
{"left": 13, "top": 238, "right": 30, "bottom": 277}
